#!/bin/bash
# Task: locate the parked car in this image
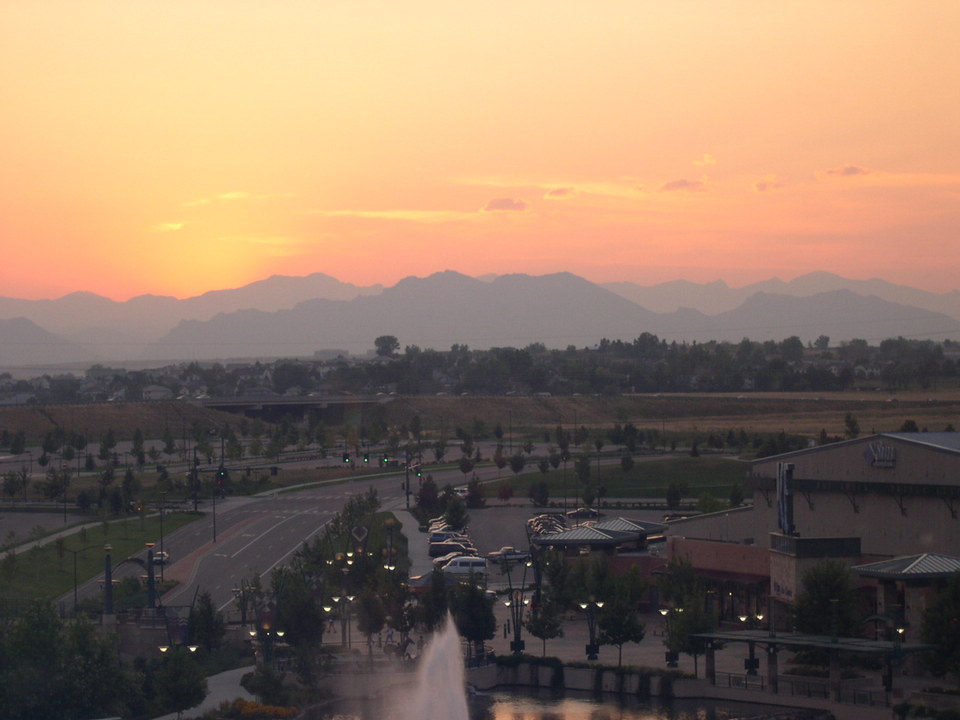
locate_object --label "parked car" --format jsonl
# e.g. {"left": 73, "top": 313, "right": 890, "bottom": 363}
{"left": 440, "top": 556, "right": 488, "bottom": 576}
{"left": 429, "top": 541, "right": 476, "bottom": 558}
{"left": 433, "top": 551, "right": 472, "bottom": 569}
{"left": 429, "top": 530, "right": 470, "bottom": 544}
{"left": 485, "top": 546, "right": 531, "bottom": 564}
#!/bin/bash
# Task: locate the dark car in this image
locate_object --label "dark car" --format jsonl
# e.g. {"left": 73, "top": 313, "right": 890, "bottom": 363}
{"left": 428, "top": 541, "right": 477, "bottom": 558}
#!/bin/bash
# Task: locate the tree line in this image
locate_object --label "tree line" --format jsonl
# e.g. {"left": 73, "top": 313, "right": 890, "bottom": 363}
{"left": 3, "top": 333, "right": 958, "bottom": 404}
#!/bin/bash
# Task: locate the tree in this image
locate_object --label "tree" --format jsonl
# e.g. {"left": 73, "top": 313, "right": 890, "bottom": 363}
{"left": 355, "top": 587, "right": 386, "bottom": 664}
{"left": 452, "top": 582, "right": 496, "bottom": 660}
{"left": 458, "top": 455, "right": 474, "bottom": 481}
{"left": 574, "top": 454, "right": 591, "bottom": 484}
{"left": 374, "top": 335, "right": 400, "bottom": 357}
{"left": 665, "top": 480, "right": 684, "bottom": 509}
{"left": 417, "top": 476, "right": 439, "bottom": 515}
{"left": 844, "top": 413, "right": 860, "bottom": 439}
{"left": 921, "top": 572, "right": 960, "bottom": 685}
{"left": 658, "top": 556, "right": 714, "bottom": 674}
{"left": 529, "top": 480, "right": 549, "bottom": 507}
{"left": 791, "top": 559, "right": 863, "bottom": 637}
{"left": 156, "top": 647, "right": 207, "bottom": 717}
{"left": 525, "top": 601, "right": 564, "bottom": 656}
{"left": 597, "top": 569, "right": 646, "bottom": 666}
{"left": 187, "top": 591, "right": 226, "bottom": 651}
{"left": 443, "top": 495, "right": 469, "bottom": 531}
{"left": 509, "top": 453, "right": 526, "bottom": 477}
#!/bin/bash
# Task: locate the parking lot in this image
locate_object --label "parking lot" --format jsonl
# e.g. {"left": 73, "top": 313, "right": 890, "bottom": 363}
{"left": 407, "top": 501, "right": 669, "bottom": 590}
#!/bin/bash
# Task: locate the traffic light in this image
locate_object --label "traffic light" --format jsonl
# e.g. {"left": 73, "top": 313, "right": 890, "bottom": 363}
{"left": 382, "top": 454, "right": 389, "bottom": 464}
{"left": 363, "top": 453, "right": 369, "bottom": 463}
{"left": 342, "top": 453, "right": 351, "bottom": 463}
{"left": 217, "top": 464, "right": 228, "bottom": 487}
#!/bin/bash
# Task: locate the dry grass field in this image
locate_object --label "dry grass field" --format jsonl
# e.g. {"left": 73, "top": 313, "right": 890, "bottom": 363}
{"left": 384, "top": 390, "right": 960, "bottom": 440}
{"left": 2, "top": 390, "right": 959, "bottom": 446}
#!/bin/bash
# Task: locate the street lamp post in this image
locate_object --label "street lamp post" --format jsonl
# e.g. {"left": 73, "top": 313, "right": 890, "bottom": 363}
{"left": 579, "top": 599, "right": 605, "bottom": 661}
{"left": 249, "top": 625, "right": 286, "bottom": 666}
{"left": 158, "top": 492, "right": 166, "bottom": 582}
{"left": 738, "top": 610, "right": 765, "bottom": 675}
{"left": 660, "top": 606, "right": 684, "bottom": 667}
{"left": 503, "top": 559, "right": 533, "bottom": 654}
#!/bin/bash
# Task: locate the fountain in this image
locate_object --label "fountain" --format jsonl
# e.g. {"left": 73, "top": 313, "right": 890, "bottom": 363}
{"left": 399, "top": 615, "right": 469, "bottom": 720}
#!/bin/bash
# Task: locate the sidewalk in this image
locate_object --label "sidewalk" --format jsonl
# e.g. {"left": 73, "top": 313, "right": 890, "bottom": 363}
{"left": 152, "top": 665, "right": 255, "bottom": 720}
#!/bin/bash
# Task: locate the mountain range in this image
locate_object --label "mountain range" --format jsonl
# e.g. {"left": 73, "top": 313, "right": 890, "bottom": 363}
{"left": 2, "top": 271, "right": 959, "bottom": 369}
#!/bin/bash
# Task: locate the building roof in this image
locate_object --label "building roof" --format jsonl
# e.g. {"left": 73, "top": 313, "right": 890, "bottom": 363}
{"left": 853, "top": 553, "right": 960, "bottom": 580}
{"left": 530, "top": 516, "right": 665, "bottom": 548}
{"left": 531, "top": 525, "right": 634, "bottom": 546}
{"left": 590, "top": 517, "right": 667, "bottom": 535}
{"left": 751, "top": 431, "right": 960, "bottom": 467}
{"left": 885, "top": 432, "right": 960, "bottom": 452}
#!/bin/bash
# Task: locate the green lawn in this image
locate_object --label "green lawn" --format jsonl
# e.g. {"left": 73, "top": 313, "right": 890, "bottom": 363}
{"left": 486, "top": 454, "right": 749, "bottom": 502}
{"left": 0, "top": 512, "right": 200, "bottom": 602}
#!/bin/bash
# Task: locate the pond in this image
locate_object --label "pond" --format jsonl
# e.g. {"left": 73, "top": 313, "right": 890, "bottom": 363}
{"left": 326, "top": 688, "right": 791, "bottom": 720}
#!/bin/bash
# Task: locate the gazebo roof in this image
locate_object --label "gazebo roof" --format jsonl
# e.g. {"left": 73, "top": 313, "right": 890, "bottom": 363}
{"left": 590, "top": 517, "right": 667, "bottom": 535}
{"left": 853, "top": 553, "right": 960, "bottom": 580}
{"left": 531, "top": 525, "right": 634, "bottom": 547}
{"left": 530, "top": 516, "right": 662, "bottom": 548}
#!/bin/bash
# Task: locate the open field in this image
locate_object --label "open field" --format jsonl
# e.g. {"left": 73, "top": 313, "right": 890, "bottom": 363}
{"left": 384, "top": 390, "right": 960, "bottom": 439}
{"left": 2, "top": 391, "right": 959, "bottom": 447}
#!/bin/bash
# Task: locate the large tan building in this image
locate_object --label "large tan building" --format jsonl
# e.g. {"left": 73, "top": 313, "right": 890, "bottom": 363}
{"left": 665, "top": 433, "right": 960, "bottom": 634}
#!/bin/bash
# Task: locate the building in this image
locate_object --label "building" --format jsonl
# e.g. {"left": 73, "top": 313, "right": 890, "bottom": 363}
{"left": 664, "top": 432, "right": 960, "bottom": 637}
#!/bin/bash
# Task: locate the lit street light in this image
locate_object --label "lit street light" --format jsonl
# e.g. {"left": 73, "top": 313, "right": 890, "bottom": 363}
{"left": 580, "top": 599, "right": 605, "bottom": 661}
{"left": 503, "top": 559, "right": 533, "bottom": 654}
{"left": 660, "top": 606, "right": 684, "bottom": 667}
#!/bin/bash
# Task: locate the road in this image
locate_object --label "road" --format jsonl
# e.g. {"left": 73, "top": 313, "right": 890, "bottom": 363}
{"left": 64, "top": 452, "right": 667, "bottom": 615}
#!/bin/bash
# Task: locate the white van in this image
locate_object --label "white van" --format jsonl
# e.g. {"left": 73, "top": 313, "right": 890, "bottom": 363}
{"left": 441, "top": 556, "right": 487, "bottom": 576}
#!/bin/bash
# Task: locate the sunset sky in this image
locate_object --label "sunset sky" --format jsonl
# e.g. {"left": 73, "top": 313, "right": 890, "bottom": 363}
{"left": 2, "top": 1, "right": 958, "bottom": 301}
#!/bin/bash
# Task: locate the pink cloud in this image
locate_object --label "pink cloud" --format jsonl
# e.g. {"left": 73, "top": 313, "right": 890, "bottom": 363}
{"left": 483, "top": 198, "right": 527, "bottom": 211}
{"left": 826, "top": 165, "right": 871, "bottom": 176}
{"left": 660, "top": 179, "right": 705, "bottom": 192}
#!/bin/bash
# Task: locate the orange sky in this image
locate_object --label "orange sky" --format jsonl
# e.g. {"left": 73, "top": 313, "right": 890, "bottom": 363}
{"left": 2, "top": 1, "right": 959, "bottom": 300}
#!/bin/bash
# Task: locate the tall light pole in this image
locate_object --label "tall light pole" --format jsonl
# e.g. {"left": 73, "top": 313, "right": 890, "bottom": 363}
{"left": 660, "top": 606, "right": 684, "bottom": 667}
{"left": 504, "top": 559, "right": 533, "bottom": 654}
{"left": 580, "top": 598, "right": 605, "bottom": 661}
{"left": 158, "top": 491, "right": 166, "bottom": 582}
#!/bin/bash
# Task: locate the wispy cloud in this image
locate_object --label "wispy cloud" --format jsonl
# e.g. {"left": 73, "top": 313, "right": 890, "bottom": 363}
{"left": 305, "top": 209, "right": 473, "bottom": 223}
{"left": 483, "top": 198, "right": 527, "bottom": 212}
{"left": 755, "top": 176, "right": 783, "bottom": 192}
{"left": 826, "top": 165, "right": 872, "bottom": 177}
{"left": 183, "top": 191, "right": 295, "bottom": 208}
{"left": 152, "top": 222, "right": 184, "bottom": 232}
{"left": 660, "top": 178, "right": 705, "bottom": 192}
{"left": 544, "top": 187, "right": 575, "bottom": 199}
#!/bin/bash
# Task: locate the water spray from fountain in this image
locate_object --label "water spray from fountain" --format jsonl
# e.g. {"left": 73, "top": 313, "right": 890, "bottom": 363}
{"left": 400, "top": 614, "right": 469, "bottom": 720}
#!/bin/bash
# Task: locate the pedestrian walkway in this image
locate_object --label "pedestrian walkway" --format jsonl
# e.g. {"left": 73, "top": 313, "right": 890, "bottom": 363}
{"left": 151, "top": 665, "right": 254, "bottom": 720}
